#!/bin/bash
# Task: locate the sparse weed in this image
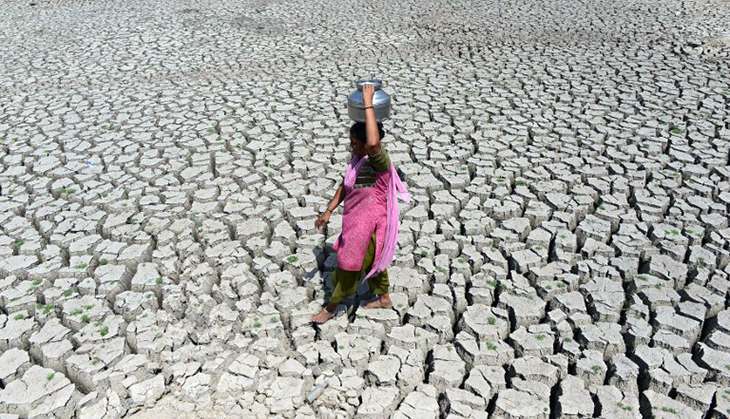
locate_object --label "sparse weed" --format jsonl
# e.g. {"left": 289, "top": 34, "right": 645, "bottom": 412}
{"left": 60, "top": 186, "right": 75, "bottom": 197}
{"left": 618, "top": 402, "right": 632, "bottom": 411}
{"left": 659, "top": 406, "right": 678, "bottom": 414}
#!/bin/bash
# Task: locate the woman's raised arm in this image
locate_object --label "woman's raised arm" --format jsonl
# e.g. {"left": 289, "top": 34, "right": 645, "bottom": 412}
{"left": 362, "top": 84, "right": 381, "bottom": 155}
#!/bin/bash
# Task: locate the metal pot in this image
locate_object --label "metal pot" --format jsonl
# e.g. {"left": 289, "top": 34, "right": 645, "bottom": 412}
{"left": 347, "top": 79, "right": 391, "bottom": 122}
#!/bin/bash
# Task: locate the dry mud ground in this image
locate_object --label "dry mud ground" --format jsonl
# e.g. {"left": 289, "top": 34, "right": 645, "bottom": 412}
{"left": 1, "top": 0, "right": 730, "bottom": 417}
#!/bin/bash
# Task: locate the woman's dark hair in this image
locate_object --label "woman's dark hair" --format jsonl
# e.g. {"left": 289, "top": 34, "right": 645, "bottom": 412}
{"left": 350, "top": 122, "right": 385, "bottom": 144}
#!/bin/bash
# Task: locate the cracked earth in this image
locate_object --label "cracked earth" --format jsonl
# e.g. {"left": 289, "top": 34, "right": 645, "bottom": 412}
{"left": 1, "top": 0, "right": 730, "bottom": 417}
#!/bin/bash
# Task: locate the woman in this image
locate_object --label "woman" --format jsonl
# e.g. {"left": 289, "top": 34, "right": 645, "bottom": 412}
{"left": 311, "top": 84, "right": 409, "bottom": 325}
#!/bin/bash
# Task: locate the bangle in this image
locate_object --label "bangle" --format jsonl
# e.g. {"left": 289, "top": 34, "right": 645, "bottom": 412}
{"left": 324, "top": 208, "right": 333, "bottom": 214}
{"left": 363, "top": 105, "right": 374, "bottom": 109}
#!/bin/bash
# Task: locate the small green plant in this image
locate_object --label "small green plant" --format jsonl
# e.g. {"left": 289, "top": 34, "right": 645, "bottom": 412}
{"left": 81, "top": 314, "right": 91, "bottom": 323}
{"left": 487, "top": 316, "right": 496, "bottom": 325}
{"left": 253, "top": 320, "right": 262, "bottom": 328}
{"left": 83, "top": 304, "right": 94, "bottom": 310}
{"left": 13, "top": 313, "right": 25, "bottom": 320}
{"left": 535, "top": 334, "right": 546, "bottom": 341}
{"left": 485, "top": 340, "right": 497, "bottom": 351}
{"left": 70, "top": 308, "right": 83, "bottom": 316}
{"left": 98, "top": 258, "right": 108, "bottom": 266}
{"left": 59, "top": 186, "right": 75, "bottom": 197}
{"left": 659, "top": 406, "right": 678, "bottom": 414}
{"left": 63, "top": 289, "right": 73, "bottom": 297}
{"left": 99, "top": 325, "right": 109, "bottom": 336}
{"left": 286, "top": 255, "right": 298, "bottom": 263}
{"left": 47, "top": 372, "right": 55, "bottom": 381}
{"left": 670, "top": 127, "right": 684, "bottom": 135}
{"left": 486, "top": 279, "right": 498, "bottom": 288}
{"left": 155, "top": 277, "right": 163, "bottom": 285}
{"left": 42, "top": 304, "right": 54, "bottom": 315}
{"left": 12, "top": 239, "right": 24, "bottom": 250}
{"left": 269, "top": 317, "right": 277, "bottom": 324}
{"left": 618, "top": 402, "right": 632, "bottom": 411}
{"left": 591, "top": 365, "right": 602, "bottom": 374}
{"left": 75, "top": 262, "right": 88, "bottom": 269}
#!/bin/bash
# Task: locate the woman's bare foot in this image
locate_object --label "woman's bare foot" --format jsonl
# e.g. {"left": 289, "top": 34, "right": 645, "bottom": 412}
{"left": 362, "top": 294, "right": 392, "bottom": 309}
{"left": 311, "top": 307, "right": 336, "bottom": 325}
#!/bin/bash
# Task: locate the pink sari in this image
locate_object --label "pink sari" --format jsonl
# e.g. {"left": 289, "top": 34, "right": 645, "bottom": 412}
{"left": 336, "top": 154, "right": 410, "bottom": 281}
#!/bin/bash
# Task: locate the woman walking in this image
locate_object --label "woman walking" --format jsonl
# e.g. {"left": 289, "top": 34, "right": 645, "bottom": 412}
{"left": 311, "top": 84, "right": 409, "bottom": 325}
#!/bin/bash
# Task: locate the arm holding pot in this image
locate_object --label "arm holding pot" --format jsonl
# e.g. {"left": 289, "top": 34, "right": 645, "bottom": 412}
{"left": 362, "top": 84, "right": 381, "bottom": 154}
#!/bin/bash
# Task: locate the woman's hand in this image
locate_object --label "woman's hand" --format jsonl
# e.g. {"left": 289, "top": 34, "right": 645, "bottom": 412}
{"left": 362, "top": 84, "right": 375, "bottom": 107}
{"left": 315, "top": 211, "right": 331, "bottom": 230}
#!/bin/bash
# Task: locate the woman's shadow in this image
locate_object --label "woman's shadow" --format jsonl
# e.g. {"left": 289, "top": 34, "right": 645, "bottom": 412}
{"left": 306, "top": 244, "right": 371, "bottom": 323}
